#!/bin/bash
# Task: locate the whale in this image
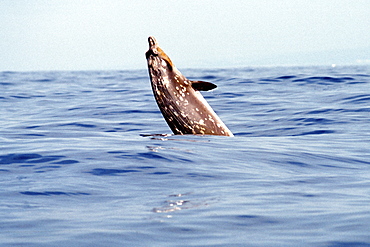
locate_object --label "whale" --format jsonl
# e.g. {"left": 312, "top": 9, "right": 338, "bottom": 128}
{"left": 145, "top": 36, "right": 233, "bottom": 137}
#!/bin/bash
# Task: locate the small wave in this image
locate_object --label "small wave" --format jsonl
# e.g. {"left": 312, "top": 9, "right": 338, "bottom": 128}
{"left": 88, "top": 168, "right": 141, "bottom": 176}
{"left": 114, "top": 151, "right": 173, "bottom": 162}
{"left": 341, "top": 94, "right": 370, "bottom": 104}
{"left": 275, "top": 75, "right": 297, "bottom": 80}
{"left": 0, "top": 153, "right": 42, "bottom": 164}
{"left": 138, "top": 152, "right": 170, "bottom": 160}
{"left": 259, "top": 78, "right": 279, "bottom": 82}
{"left": 186, "top": 172, "right": 216, "bottom": 178}
{"left": 347, "top": 81, "right": 367, "bottom": 85}
{"left": 199, "top": 75, "right": 218, "bottom": 80}
{"left": 11, "top": 95, "right": 31, "bottom": 99}
{"left": 60, "top": 122, "right": 97, "bottom": 128}
{"left": 151, "top": 171, "right": 171, "bottom": 175}
{"left": 30, "top": 78, "right": 55, "bottom": 83}
{"left": 99, "top": 109, "right": 159, "bottom": 115}
{"left": 52, "top": 160, "right": 79, "bottom": 164}
{"left": 289, "top": 117, "right": 334, "bottom": 125}
{"left": 0, "top": 153, "right": 78, "bottom": 166}
{"left": 305, "top": 108, "right": 334, "bottom": 114}
{"left": 326, "top": 241, "right": 370, "bottom": 247}
{"left": 0, "top": 82, "right": 14, "bottom": 86}
{"left": 292, "top": 76, "right": 355, "bottom": 84}
{"left": 23, "top": 133, "right": 46, "bottom": 137}
{"left": 20, "top": 191, "right": 89, "bottom": 196}
{"left": 152, "top": 193, "right": 216, "bottom": 213}
{"left": 292, "top": 130, "right": 335, "bottom": 136}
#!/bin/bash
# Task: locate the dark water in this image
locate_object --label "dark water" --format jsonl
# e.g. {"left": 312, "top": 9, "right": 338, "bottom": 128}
{"left": 1, "top": 66, "right": 370, "bottom": 247}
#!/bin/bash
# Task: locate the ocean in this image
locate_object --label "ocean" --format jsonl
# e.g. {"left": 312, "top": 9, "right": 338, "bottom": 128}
{"left": 1, "top": 65, "right": 370, "bottom": 246}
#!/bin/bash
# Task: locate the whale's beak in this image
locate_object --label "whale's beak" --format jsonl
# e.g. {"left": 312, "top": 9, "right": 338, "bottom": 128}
{"left": 145, "top": 36, "right": 174, "bottom": 69}
{"left": 146, "top": 36, "right": 158, "bottom": 58}
{"left": 148, "top": 36, "right": 157, "bottom": 49}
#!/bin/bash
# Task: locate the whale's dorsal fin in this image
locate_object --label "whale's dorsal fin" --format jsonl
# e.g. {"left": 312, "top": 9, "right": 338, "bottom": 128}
{"left": 191, "top": 81, "right": 217, "bottom": 91}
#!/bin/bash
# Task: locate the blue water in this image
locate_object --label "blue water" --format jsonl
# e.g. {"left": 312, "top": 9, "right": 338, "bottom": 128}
{"left": 1, "top": 66, "right": 370, "bottom": 247}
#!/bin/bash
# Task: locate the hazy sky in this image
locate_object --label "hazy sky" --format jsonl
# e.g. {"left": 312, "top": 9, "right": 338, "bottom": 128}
{"left": 1, "top": 0, "right": 369, "bottom": 71}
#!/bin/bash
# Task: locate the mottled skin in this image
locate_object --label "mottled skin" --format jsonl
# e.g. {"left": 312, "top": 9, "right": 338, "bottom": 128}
{"left": 145, "top": 36, "right": 233, "bottom": 136}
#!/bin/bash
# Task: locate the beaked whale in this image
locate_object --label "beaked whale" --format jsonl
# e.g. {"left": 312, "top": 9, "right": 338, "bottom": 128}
{"left": 145, "top": 36, "right": 233, "bottom": 137}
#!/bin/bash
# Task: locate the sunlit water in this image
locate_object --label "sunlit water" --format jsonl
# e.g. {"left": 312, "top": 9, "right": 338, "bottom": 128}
{"left": 1, "top": 66, "right": 370, "bottom": 247}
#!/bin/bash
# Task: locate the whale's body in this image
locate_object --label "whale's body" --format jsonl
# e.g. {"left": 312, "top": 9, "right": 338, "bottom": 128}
{"left": 145, "top": 36, "right": 233, "bottom": 137}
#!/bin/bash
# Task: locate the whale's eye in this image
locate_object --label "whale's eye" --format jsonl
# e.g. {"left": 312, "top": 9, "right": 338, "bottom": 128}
{"left": 161, "top": 60, "right": 173, "bottom": 70}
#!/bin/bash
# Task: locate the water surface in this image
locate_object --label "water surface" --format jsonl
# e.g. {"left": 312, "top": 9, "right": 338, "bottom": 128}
{"left": 1, "top": 66, "right": 370, "bottom": 246}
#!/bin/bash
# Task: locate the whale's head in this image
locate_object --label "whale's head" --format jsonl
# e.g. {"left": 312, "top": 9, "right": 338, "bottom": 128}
{"left": 146, "top": 36, "right": 174, "bottom": 72}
